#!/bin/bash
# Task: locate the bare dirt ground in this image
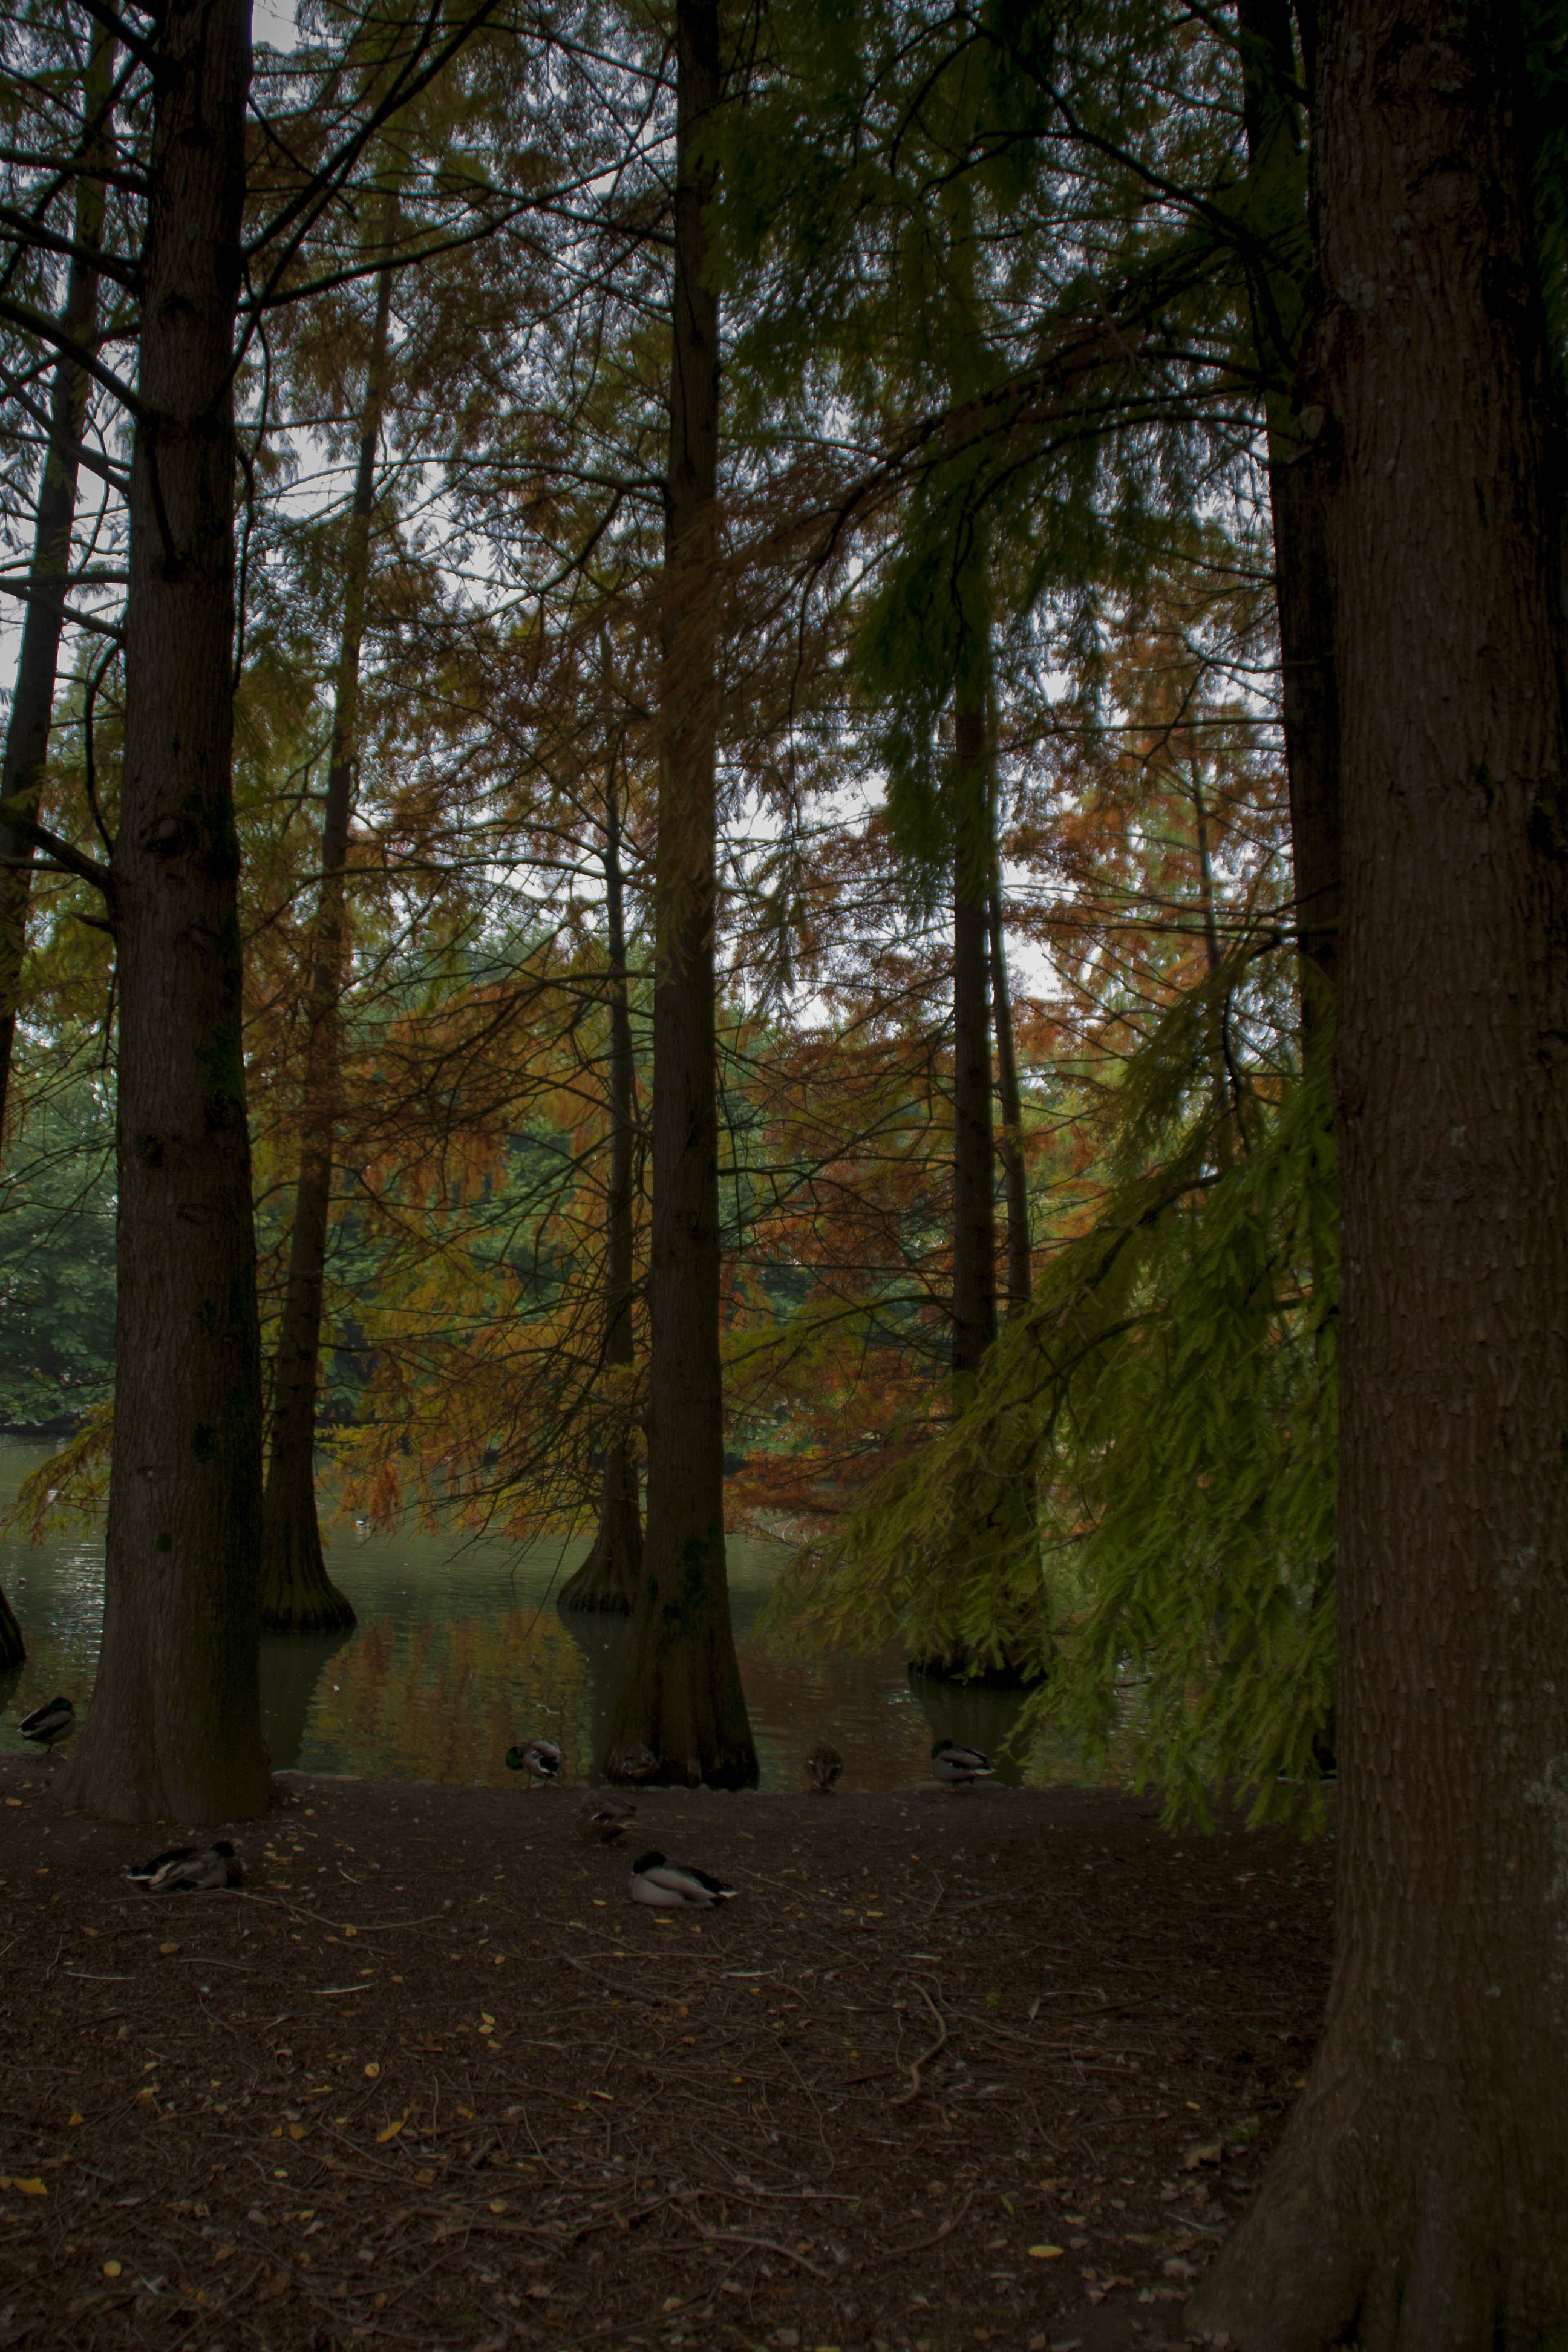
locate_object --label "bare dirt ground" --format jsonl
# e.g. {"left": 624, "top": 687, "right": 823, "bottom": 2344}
{"left": 0, "top": 1758, "right": 1333, "bottom": 2352}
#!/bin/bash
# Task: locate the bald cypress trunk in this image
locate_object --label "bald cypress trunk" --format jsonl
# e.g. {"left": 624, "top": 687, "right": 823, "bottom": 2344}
{"left": 1189, "top": 1, "right": 1568, "bottom": 2338}
{"left": 258, "top": 261, "right": 395, "bottom": 1635}
{"left": 0, "top": 28, "right": 113, "bottom": 1160}
{"left": 988, "top": 880, "right": 1030, "bottom": 1312}
{"left": 559, "top": 747, "right": 643, "bottom": 1614}
{"left": 603, "top": 0, "right": 754, "bottom": 1785}
{"left": 1238, "top": 0, "right": 1341, "bottom": 1053}
{"left": 61, "top": 0, "right": 269, "bottom": 1824}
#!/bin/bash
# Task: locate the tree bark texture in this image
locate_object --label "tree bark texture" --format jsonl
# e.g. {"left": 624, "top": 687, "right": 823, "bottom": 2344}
{"left": 988, "top": 881, "right": 1030, "bottom": 1312}
{"left": 0, "top": 1581, "right": 22, "bottom": 1674}
{"left": 1238, "top": 0, "right": 1342, "bottom": 1057}
{"left": 951, "top": 670, "right": 996, "bottom": 1380}
{"left": 560, "top": 742, "right": 644, "bottom": 1613}
{"left": 0, "top": 25, "right": 114, "bottom": 1147}
{"left": 604, "top": 0, "right": 754, "bottom": 1785}
{"left": 259, "top": 263, "right": 396, "bottom": 1634}
{"left": 1189, "top": 2, "right": 1568, "bottom": 2342}
{"left": 61, "top": 0, "right": 270, "bottom": 1825}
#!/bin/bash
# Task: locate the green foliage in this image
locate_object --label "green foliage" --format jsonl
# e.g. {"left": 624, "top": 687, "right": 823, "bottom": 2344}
{"left": 0, "top": 1067, "right": 116, "bottom": 1428}
{"left": 764, "top": 952, "right": 1338, "bottom": 1829}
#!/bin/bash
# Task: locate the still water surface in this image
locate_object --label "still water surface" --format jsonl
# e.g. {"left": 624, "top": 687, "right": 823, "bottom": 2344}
{"left": 0, "top": 1440, "right": 1110, "bottom": 1794}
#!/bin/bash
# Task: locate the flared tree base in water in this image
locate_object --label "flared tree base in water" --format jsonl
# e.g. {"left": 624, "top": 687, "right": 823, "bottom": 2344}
{"left": 558, "top": 1450, "right": 641, "bottom": 1614}
{"left": 0, "top": 1583, "right": 24, "bottom": 1671}
{"left": 258, "top": 1500, "right": 356, "bottom": 1635}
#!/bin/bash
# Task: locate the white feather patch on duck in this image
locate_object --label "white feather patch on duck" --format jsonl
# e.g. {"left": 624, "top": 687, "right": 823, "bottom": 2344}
{"left": 930, "top": 1737, "right": 995, "bottom": 1785}
{"left": 629, "top": 1850, "right": 736, "bottom": 1907}
{"left": 126, "top": 1840, "right": 243, "bottom": 1893}
{"left": 506, "top": 1737, "right": 563, "bottom": 1782}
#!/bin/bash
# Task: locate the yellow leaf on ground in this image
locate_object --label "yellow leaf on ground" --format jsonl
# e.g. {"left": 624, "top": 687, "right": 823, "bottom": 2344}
{"left": 68, "top": 2114, "right": 83, "bottom": 2127}
{"left": 1028, "top": 2244, "right": 1064, "bottom": 2260}
{"left": 343, "top": 1925, "right": 356, "bottom": 1938}
{"left": 364, "top": 2063, "right": 380, "bottom": 2079}
{"left": 288, "top": 2124, "right": 307, "bottom": 2141}
{"left": 375, "top": 2118, "right": 404, "bottom": 2144}
{"left": 102, "top": 2260, "right": 120, "bottom": 2276}
{"left": 158, "top": 1942, "right": 178, "bottom": 1956}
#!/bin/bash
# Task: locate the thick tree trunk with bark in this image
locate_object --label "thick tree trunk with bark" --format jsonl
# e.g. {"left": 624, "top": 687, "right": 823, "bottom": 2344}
{"left": 1238, "top": 0, "right": 1341, "bottom": 1056}
{"left": 0, "top": 27, "right": 113, "bottom": 1148}
{"left": 259, "top": 264, "right": 396, "bottom": 1633}
{"left": 603, "top": 0, "right": 754, "bottom": 1785}
{"left": 560, "top": 746, "right": 644, "bottom": 1613}
{"left": 62, "top": 0, "right": 269, "bottom": 1824}
{"left": 1189, "top": 1, "right": 1568, "bottom": 2341}
{"left": 950, "top": 673, "right": 996, "bottom": 1380}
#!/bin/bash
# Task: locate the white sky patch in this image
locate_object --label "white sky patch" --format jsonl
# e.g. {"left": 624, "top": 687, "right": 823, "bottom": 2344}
{"left": 252, "top": 0, "right": 302, "bottom": 54}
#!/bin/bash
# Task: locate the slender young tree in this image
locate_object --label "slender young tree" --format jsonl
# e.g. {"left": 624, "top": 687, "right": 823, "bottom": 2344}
{"left": 604, "top": 0, "right": 756, "bottom": 1783}
{"left": 559, "top": 716, "right": 644, "bottom": 1612}
{"left": 988, "top": 875, "right": 1030, "bottom": 1312}
{"left": 0, "top": 22, "right": 114, "bottom": 1149}
{"left": 1189, "top": 0, "right": 1568, "bottom": 2335}
{"left": 62, "top": 0, "right": 270, "bottom": 1823}
{"left": 1237, "top": 0, "right": 1341, "bottom": 1049}
{"left": 950, "top": 644, "right": 996, "bottom": 1379}
{"left": 259, "top": 244, "right": 399, "bottom": 1634}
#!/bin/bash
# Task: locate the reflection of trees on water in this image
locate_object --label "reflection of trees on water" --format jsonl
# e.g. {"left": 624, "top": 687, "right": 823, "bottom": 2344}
{"left": 735, "top": 1639, "right": 933, "bottom": 1791}
{"left": 555, "top": 1607, "right": 632, "bottom": 1779}
{"left": 260, "top": 1631, "right": 355, "bottom": 1770}
{"left": 301, "top": 1609, "right": 592, "bottom": 1785}
{"left": 907, "top": 1670, "right": 1033, "bottom": 1787}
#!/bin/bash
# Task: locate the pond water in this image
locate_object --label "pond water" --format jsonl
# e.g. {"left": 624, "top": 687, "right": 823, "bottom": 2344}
{"left": 0, "top": 1440, "right": 1113, "bottom": 1795}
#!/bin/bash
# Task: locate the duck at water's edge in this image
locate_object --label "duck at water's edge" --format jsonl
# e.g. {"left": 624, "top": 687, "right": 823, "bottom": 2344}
{"left": 931, "top": 1737, "right": 995, "bottom": 1788}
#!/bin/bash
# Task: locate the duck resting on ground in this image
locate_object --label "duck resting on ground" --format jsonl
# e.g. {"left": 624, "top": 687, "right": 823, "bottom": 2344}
{"left": 805, "top": 1739, "right": 843, "bottom": 1794}
{"left": 931, "top": 1737, "right": 995, "bottom": 1788}
{"left": 19, "top": 1696, "right": 74, "bottom": 1751}
{"left": 575, "top": 1791, "right": 637, "bottom": 1846}
{"left": 629, "top": 1850, "right": 736, "bottom": 1907}
{"left": 607, "top": 1743, "right": 659, "bottom": 1785}
{"left": 126, "top": 1840, "right": 244, "bottom": 1893}
{"left": 506, "top": 1737, "right": 563, "bottom": 1785}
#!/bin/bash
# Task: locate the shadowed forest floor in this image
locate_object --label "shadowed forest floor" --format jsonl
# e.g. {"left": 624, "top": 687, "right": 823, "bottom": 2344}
{"left": 0, "top": 1762, "right": 1334, "bottom": 2352}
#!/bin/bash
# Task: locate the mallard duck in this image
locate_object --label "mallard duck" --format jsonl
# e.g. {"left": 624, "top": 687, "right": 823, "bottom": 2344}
{"left": 19, "top": 1696, "right": 74, "bottom": 1750}
{"left": 607, "top": 1742, "right": 659, "bottom": 1784}
{"left": 575, "top": 1791, "right": 637, "bottom": 1846}
{"left": 126, "top": 1840, "right": 244, "bottom": 1893}
{"left": 931, "top": 1737, "right": 995, "bottom": 1787}
{"left": 629, "top": 1850, "right": 736, "bottom": 1907}
{"left": 505, "top": 1737, "right": 563, "bottom": 1785}
{"left": 805, "top": 1739, "right": 843, "bottom": 1793}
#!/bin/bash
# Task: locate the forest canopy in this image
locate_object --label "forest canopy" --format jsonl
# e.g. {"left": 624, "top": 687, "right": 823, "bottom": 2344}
{"left": 0, "top": 0, "right": 1560, "bottom": 1812}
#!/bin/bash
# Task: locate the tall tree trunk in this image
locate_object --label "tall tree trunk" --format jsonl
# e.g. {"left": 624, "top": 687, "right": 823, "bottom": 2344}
{"left": 0, "top": 26, "right": 113, "bottom": 1163}
{"left": 604, "top": 0, "right": 754, "bottom": 1786}
{"left": 987, "top": 874, "right": 1030, "bottom": 1313}
{"left": 559, "top": 737, "right": 644, "bottom": 1614}
{"left": 259, "top": 261, "right": 397, "bottom": 1633}
{"left": 1189, "top": 1, "right": 1568, "bottom": 2341}
{"left": 951, "top": 665, "right": 996, "bottom": 1382}
{"left": 1238, "top": 0, "right": 1341, "bottom": 1056}
{"left": 62, "top": 0, "right": 269, "bottom": 1823}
